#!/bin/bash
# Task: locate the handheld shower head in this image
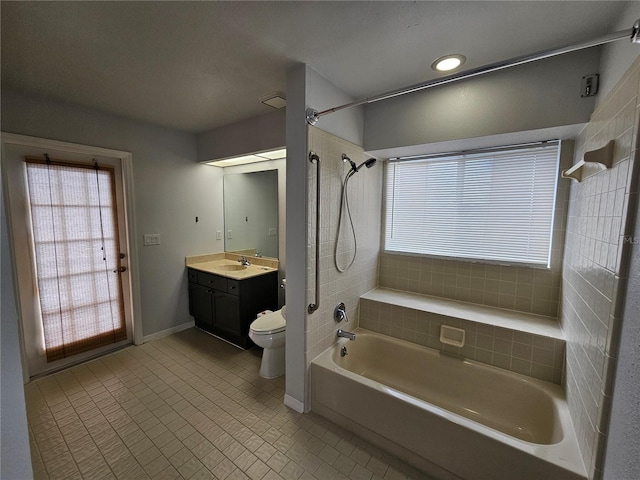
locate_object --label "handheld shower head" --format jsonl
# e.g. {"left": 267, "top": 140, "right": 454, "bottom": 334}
{"left": 342, "top": 154, "right": 357, "bottom": 172}
{"left": 354, "top": 157, "right": 377, "bottom": 172}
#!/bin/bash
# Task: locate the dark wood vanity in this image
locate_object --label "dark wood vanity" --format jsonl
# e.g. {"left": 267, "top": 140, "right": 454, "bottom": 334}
{"left": 187, "top": 265, "right": 278, "bottom": 349}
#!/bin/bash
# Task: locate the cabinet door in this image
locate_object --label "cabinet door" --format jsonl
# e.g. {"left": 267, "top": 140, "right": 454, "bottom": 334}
{"left": 189, "top": 283, "right": 214, "bottom": 330}
{"left": 213, "top": 291, "right": 241, "bottom": 335}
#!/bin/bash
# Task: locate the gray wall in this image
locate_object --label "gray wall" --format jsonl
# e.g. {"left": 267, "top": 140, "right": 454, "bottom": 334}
{"left": 363, "top": 49, "right": 600, "bottom": 153}
{"left": 196, "top": 110, "right": 286, "bottom": 162}
{"left": 1, "top": 89, "right": 224, "bottom": 338}
{"left": 305, "top": 68, "right": 364, "bottom": 147}
{"left": 284, "top": 64, "right": 308, "bottom": 411}
{"left": 597, "top": 1, "right": 640, "bottom": 106}
{"left": 1, "top": 167, "right": 33, "bottom": 479}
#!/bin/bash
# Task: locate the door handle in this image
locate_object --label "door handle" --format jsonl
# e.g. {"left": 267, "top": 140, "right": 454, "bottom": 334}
{"left": 113, "top": 266, "right": 127, "bottom": 273}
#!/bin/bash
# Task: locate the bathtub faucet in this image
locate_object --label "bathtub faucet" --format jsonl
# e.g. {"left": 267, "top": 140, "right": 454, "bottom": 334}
{"left": 337, "top": 329, "right": 356, "bottom": 341}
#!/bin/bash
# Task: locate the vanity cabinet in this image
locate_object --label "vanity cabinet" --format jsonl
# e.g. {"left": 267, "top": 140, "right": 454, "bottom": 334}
{"left": 187, "top": 268, "right": 277, "bottom": 348}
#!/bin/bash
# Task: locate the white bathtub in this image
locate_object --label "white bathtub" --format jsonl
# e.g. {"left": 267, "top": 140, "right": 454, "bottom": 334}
{"left": 311, "top": 329, "right": 587, "bottom": 480}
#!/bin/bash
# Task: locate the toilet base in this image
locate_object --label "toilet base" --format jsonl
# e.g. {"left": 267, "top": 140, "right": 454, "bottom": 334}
{"left": 259, "top": 346, "right": 285, "bottom": 379}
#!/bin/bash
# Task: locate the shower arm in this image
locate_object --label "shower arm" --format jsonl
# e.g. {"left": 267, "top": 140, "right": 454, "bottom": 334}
{"left": 306, "top": 20, "right": 640, "bottom": 125}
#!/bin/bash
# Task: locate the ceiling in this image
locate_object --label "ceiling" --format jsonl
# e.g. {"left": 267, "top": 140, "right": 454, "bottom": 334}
{"left": 1, "top": 1, "right": 630, "bottom": 134}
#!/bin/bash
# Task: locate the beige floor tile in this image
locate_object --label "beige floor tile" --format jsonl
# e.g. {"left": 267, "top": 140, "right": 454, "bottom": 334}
{"left": 169, "top": 446, "right": 195, "bottom": 468}
{"left": 177, "top": 456, "right": 205, "bottom": 478}
{"left": 25, "top": 328, "right": 435, "bottom": 480}
{"left": 135, "top": 444, "right": 162, "bottom": 466}
{"left": 246, "top": 459, "right": 271, "bottom": 480}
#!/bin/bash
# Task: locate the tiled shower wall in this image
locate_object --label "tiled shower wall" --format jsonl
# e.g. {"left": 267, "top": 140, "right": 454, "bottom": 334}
{"left": 360, "top": 298, "right": 565, "bottom": 384}
{"left": 561, "top": 57, "right": 640, "bottom": 479}
{"left": 378, "top": 141, "right": 574, "bottom": 318}
{"left": 305, "top": 127, "right": 382, "bottom": 362}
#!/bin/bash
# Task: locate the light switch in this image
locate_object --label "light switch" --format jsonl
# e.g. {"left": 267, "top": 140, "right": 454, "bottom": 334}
{"left": 143, "top": 234, "right": 161, "bottom": 246}
{"left": 216, "top": 230, "right": 222, "bottom": 240}
{"left": 227, "top": 230, "right": 233, "bottom": 239}
{"left": 268, "top": 228, "right": 277, "bottom": 236}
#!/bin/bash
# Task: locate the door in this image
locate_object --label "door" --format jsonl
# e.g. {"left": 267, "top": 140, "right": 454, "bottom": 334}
{"left": 2, "top": 136, "right": 136, "bottom": 378}
{"left": 213, "top": 291, "right": 240, "bottom": 335}
{"left": 189, "top": 283, "right": 214, "bottom": 331}
{"left": 25, "top": 157, "right": 129, "bottom": 363}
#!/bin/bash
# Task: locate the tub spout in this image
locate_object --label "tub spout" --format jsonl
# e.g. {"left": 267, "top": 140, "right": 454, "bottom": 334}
{"left": 337, "top": 329, "right": 356, "bottom": 341}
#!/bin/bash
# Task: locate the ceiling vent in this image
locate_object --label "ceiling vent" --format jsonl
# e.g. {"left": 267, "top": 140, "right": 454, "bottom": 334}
{"left": 260, "top": 92, "right": 287, "bottom": 109}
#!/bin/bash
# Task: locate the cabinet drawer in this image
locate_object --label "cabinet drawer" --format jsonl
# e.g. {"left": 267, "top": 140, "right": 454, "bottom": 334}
{"left": 197, "top": 271, "right": 227, "bottom": 291}
{"left": 227, "top": 279, "right": 240, "bottom": 296}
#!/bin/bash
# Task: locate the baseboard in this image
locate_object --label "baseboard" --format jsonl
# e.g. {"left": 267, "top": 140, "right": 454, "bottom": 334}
{"left": 143, "top": 320, "right": 194, "bottom": 343}
{"left": 284, "top": 394, "right": 306, "bottom": 413}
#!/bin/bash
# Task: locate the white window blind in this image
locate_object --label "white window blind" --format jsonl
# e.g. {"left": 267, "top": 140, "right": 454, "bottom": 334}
{"left": 25, "top": 158, "right": 126, "bottom": 363}
{"left": 384, "top": 142, "right": 560, "bottom": 266}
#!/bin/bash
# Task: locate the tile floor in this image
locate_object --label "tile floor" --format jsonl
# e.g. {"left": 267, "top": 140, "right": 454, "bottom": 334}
{"left": 26, "top": 328, "right": 436, "bottom": 480}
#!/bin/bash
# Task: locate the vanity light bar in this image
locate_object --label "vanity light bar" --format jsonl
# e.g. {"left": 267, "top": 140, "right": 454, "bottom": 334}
{"left": 205, "top": 148, "right": 286, "bottom": 167}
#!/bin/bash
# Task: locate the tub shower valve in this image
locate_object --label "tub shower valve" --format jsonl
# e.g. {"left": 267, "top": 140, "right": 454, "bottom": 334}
{"left": 334, "top": 302, "right": 348, "bottom": 323}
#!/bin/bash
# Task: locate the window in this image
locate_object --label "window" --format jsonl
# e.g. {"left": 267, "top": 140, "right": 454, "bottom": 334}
{"left": 384, "top": 141, "right": 560, "bottom": 267}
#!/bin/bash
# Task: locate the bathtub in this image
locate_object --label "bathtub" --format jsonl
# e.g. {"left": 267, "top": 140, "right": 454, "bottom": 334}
{"left": 311, "top": 329, "right": 587, "bottom": 480}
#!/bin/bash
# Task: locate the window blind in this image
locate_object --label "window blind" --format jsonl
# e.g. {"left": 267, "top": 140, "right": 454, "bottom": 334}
{"left": 25, "top": 158, "right": 126, "bottom": 362}
{"left": 384, "top": 142, "right": 560, "bottom": 266}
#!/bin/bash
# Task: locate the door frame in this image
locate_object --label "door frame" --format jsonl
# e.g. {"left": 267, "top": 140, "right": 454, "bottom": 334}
{"left": 1, "top": 132, "right": 143, "bottom": 382}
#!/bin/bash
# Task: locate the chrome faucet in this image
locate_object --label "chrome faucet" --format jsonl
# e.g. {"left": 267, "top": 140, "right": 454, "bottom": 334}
{"left": 238, "top": 256, "right": 250, "bottom": 266}
{"left": 337, "top": 329, "right": 356, "bottom": 341}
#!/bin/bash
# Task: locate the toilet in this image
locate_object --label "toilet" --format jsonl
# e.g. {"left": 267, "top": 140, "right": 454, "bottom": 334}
{"left": 249, "top": 306, "right": 286, "bottom": 379}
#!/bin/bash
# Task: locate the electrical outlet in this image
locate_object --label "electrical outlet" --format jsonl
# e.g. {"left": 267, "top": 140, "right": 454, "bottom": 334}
{"left": 227, "top": 230, "right": 233, "bottom": 239}
{"left": 216, "top": 230, "right": 222, "bottom": 240}
{"left": 143, "top": 234, "right": 161, "bottom": 246}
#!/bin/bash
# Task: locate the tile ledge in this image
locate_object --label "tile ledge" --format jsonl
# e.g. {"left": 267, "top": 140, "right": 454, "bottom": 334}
{"left": 362, "top": 287, "right": 563, "bottom": 340}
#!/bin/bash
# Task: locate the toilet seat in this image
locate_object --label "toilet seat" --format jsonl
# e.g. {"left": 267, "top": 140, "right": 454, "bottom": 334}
{"left": 250, "top": 310, "right": 285, "bottom": 335}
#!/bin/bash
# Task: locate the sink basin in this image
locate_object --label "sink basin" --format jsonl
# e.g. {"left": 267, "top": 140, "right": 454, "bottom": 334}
{"left": 215, "top": 264, "right": 247, "bottom": 272}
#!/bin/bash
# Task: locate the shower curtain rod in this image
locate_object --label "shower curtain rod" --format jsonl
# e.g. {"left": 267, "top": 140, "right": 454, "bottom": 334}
{"left": 306, "top": 19, "right": 640, "bottom": 125}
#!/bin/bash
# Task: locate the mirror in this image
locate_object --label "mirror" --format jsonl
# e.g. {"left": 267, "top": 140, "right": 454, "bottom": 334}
{"left": 223, "top": 169, "right": 278, "bottom": 259}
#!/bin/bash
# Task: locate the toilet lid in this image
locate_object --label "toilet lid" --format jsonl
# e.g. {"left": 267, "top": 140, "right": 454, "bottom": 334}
{"left": 251, "top": 310, "right": 286, "bottom": 334}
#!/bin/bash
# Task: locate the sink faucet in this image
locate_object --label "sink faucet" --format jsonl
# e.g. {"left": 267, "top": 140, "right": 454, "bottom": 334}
{"left": 337, "top": 329, "right": 356, "bottom": 341}
{"left": 238, "top": 256, "right": 250, "bottom": 266}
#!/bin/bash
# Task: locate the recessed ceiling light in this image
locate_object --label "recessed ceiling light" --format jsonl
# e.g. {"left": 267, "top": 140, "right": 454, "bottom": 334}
{"left": 431, "top": 54, "right": 466, "bottom": 72}
{"left": 260, "top": 92, "right": 287, "bottom": 109}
